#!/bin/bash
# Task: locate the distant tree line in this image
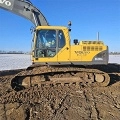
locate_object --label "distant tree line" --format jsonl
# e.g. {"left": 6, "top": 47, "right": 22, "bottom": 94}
{"left": 0, "top": 50, "right": 24, "bottom": 54}
{"left": 109, "top": 52, "right": 120, "bottom": 55}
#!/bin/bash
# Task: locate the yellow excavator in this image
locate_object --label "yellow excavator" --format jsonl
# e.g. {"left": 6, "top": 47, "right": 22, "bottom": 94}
{"left": 32, "top": 25, "right": 108, "bottom": 65}
{"left": 0, "top": 0, "right": 110, "bottom": 91}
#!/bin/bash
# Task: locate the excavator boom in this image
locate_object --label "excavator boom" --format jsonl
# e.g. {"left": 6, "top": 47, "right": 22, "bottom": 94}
{"left": 0, "top": 0, "right": 49, "bottom": 26}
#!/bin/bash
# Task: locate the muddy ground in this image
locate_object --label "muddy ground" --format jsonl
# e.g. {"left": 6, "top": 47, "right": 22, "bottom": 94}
{"left": 0, "top": 64, "right": 120, "bottom": 120}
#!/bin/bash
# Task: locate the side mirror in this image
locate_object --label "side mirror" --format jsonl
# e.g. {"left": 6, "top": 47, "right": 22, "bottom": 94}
{"left": 68, "top": 21, "right": 72, "bottom": 32}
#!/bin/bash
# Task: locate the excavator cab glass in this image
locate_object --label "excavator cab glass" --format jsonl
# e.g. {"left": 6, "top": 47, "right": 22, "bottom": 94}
{"left": 34, "top": 29, "right": 65, "bottom": 58}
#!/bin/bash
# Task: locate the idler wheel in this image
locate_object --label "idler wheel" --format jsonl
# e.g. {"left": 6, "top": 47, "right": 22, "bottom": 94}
{"left": 95, "top": 74, "right": 105, "bottom": 83}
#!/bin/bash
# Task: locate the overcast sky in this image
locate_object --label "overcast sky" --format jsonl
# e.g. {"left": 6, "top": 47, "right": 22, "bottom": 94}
{"left": 0, "top": 0, "right": 120, "bottom": 52}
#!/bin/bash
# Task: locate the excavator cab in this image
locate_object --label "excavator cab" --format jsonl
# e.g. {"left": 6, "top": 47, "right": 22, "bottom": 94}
{"left": 32, "top": 26, "right": 68, "bottom": 64}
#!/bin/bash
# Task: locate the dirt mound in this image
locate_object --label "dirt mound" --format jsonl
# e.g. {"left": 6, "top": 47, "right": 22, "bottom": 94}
{"left": 0, "top": 65, "right": 120, "bottom": 120}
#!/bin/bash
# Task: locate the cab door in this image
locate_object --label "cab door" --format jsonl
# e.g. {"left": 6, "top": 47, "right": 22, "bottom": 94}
{"left": 33, "top": 29, "right": 58, "bottom": 64}
{"left": 57, "top": 30, "right": 70, "bottom": 63}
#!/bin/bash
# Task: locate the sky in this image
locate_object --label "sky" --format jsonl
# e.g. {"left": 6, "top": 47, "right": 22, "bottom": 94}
{"left": 0, "top": 0, "right": 120, "bottom": 52}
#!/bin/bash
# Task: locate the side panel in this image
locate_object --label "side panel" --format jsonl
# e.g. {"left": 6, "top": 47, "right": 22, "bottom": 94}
{"left": 70, "top": 41, "right": 109, "bottom": 65}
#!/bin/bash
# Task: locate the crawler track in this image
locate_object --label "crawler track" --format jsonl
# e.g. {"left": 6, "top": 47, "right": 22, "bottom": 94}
{"left": 10, "top": 65, "right": 110, "bottom": 91}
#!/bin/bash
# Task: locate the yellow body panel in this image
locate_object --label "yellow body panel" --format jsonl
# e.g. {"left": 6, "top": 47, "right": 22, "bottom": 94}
{"left": 70, "top": 41, "right": 108, "bottom": 62}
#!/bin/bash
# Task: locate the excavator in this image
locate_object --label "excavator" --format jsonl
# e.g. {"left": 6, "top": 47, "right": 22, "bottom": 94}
{"left": 0, "top": 0, "right": 110, "bottom": 91}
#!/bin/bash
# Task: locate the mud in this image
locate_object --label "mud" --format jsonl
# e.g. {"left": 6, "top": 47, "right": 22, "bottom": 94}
{"left": 0, "top": 64, "right": 120, "bottom": 120}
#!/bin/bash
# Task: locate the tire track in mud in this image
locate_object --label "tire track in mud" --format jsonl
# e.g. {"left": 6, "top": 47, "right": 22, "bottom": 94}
{"left": 0, "top": 83, "right": 120, "bottom": 120}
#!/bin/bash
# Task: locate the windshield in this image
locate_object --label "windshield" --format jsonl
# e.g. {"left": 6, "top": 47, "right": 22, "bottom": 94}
{"left": 34, "top": 29, "right": 65, "bottom": 58}
{"left": 36, "top": 29, "right": 56, "bottom": 48}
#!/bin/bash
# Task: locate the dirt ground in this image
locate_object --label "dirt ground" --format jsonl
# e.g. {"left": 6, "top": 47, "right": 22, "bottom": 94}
{"left": 0, "top": 65, "right": 120, "bottom": 120}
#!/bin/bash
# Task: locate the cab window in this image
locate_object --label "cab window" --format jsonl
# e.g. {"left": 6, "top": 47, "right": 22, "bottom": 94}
{"left": 34, "top": 29, "right": 66, "bottom": 58}
{"left": 58, "top": 30, "right": 65, "bottom": 48}
{"left": 35, "top": 29, "right": 56, "bottom": 57}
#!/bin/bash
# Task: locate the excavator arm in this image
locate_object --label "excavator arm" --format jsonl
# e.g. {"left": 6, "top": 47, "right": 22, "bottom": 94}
{"left": 0, "top": 0, "right": 49, "bottom": 26}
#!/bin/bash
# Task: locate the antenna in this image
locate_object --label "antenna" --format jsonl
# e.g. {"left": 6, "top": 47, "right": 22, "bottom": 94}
{"left": 97, "top": 32, "right": 99, "bottom": 41}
